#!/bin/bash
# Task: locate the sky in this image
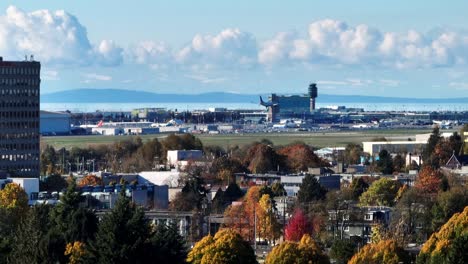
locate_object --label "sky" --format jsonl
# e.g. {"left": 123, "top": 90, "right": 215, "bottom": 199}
{"left": 1, "top": 0, "right": 468, "bottom": 98}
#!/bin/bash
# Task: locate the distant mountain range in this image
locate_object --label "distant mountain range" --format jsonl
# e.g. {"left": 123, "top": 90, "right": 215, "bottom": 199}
{"left": 41, "top": 88, "right": 468, "bottom": 104}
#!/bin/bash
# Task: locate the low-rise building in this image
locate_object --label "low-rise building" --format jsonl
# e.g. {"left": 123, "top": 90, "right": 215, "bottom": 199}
{"left": 40, "top": 110, "right": 71, "bottom": 135}
{"left": 363, "top": 141, "right": 426, "bottom": 156}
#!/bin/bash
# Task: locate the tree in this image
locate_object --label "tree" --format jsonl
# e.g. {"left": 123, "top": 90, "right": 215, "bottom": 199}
{"left": 170, "top": 172, "right": 207, "bottom": 211}
{"left": 0, "top": 183, "right": 29, "bottom": 214}
{"left": 329, "top": 239, "right": 356, "bottom": 264}
{"left": 150, "top": 222, "right": 188, "bottom": 264}
{"left": 348, "top": 239, "right": 410, "bottom": 264}
{"left": 65, "top": 241, "right": 89, "bottom": 264}
{"left": 376, "top": 149, "right": 394, "bottom": 175}
{"left": 297, "top": 175, "right": 327, "bottom": 207}
{"left": 265, "top": 234, "right": 329, "bottom": 264}
{"left": 285, "top": 209, "right": 314, "bottom": 242}
{"left": 90, "top": 191, "right": 152, "bottom": 263}
{"left": 8, "top": 207, "right": 50, "bottom": 264}
{"left": 359, "top": 177, "right": 401, "bottom": 206}
{"left": 344, "top": 143, "right": 363, "bottom": 165}
{"left": 257, "top": 194, "right": 281, "bottom": 244}
{"left": 349, "top": 178, "right": 369, "bottom": 200}
{"left": 48, "top": 179, "right": 98, "bottom": 263}
{"left": 187, "top": 229, "right": 257, "bottom": 264}
{"left": 78, "top": 174, "right": 103, "bottom": 187}
{"left": 277, "top": 143, "right": 327, "bottom": 173}
{"left": 244, "top": 143, "right": 282, "bottom": 173}
{"left": 418, "top": 206, "right": 468, "bottom": 264}
{"left": 423, "top": 126, "right": 442, "bottom": 168}
{"left": 393, "top": 154, "right": 405, "bottom": 173}
{"left": 41, "top": 173, "right": 68, "bottom": 192}
{"left": 414, "top": 166, "right": 442, "bottom": 195}
{"left": 431, "top": 187, "right": 468, "bottom": 232}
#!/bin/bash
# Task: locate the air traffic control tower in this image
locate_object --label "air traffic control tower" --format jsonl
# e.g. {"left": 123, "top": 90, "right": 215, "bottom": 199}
{"left": 309, "top": 83, "right": 318, "bottom": 112}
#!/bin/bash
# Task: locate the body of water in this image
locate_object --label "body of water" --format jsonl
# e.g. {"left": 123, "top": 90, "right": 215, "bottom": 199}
{"left": 41, "top": 102, "right": 468, "bottom": 112}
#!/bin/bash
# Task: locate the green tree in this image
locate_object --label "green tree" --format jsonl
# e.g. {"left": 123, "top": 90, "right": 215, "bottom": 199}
{"left": 423, "top": 126, "right": 442, "bottom": 168}
{"left": 329, "top": 239, "right": 356, "bottom": 264}
{"left": 297, "top": 175, "right": 327, "bottom": 207}
{"left": 349, "top": 178, "right": 369, "bottom": 200}
{"left": 187, "top": 229, "right": 257, "bottom": 264}
{"left": 41, "top": 173, "right": 68, "bottom": 192}
{"left": 150, "top": 222, "right": 188, "bottom": 264}
{"left": 431, "top": 187, "right": 468, "bottom": 233}
{"left": 377, "top": 149, "right": 394, "bottom": 175}
{"left": 48, "top": 179, "right": 98, "bottom": 263}
{"left": 359, "top": 177, "right": 401, "bottom": 206}
{"left": 90, "top": 191, "right": 151, "bottom": 263}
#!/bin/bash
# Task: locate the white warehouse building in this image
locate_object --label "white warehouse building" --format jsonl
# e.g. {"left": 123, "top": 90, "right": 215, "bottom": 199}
{"left": 40, "top": 110, "right": 71, "bottom": 135}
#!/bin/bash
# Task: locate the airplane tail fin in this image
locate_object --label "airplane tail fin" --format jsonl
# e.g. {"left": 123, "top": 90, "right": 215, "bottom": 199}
{"left": 97, "top": 120, "right": 104, "bottom": 127}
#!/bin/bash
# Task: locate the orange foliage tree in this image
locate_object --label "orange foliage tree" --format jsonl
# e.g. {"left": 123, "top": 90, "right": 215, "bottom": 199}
{"left": 78, "top": 175, "right": 103, "bottom": 187}
{"left": 348, "top": 239, "right": 410, "bottom": 264}
{"left": 415, "top": 166, "right": 442, "bottom": 195}
{"left": 417, "top": 206, "right": 468, "bottom": 264}
{"left": 277, "top": 143, "right": 327, "bottom": 173}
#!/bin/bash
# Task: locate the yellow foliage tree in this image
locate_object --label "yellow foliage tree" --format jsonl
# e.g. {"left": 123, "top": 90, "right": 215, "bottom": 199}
{"left": 0, "top": 183, "right": 29, "bottom": 212}
{"left": 78, "top": 174, "right": 103, "bottom": 187}
{"left": 65, "top": 241, "right": 89, "bottom": 264}
{"left": 257, "top": 194, "right": 281, "bottom": 244}
{"left": 187, "top": 229, "right": 257, "bottom": 264}
{"left": 265, "top": 234, "right": 329, "bottom": 264}
{"left": 417, "top": 206, "right": 468, "bottom": 264}
{"left": 348, "top": 240, "right": 409, "bottom": 264}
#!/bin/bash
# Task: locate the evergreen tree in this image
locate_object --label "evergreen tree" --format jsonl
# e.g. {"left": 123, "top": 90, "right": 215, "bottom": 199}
{"left": 90, "top": 191, "right": 151, "bottom": 264}
{"left": 423, "top": 126, "right": 442, "bottom": 168}
{"left": 297, "top": 175, "right": 327, "bottom": 207}
{"left": 377, "top": 150, "right": 394, "bottom": 175}
{"left": 149, "top": 222, "right": 187, "bottom": 264}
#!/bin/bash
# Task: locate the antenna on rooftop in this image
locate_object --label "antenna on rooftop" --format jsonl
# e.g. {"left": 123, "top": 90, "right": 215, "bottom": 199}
{"left": 30, "top": 55, "right": 34, "bottom": 61}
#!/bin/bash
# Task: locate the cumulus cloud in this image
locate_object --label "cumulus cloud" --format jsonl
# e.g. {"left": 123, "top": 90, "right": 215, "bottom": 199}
{"left": 128, "top": 40, "right": 171, "bottom": 65}
{"left": 0, "top": 6, "right": 122, "bottom": 67}
{"left": 95, "top": 40, "right": 123, "bottom": 66}
{"left": 175, "top": 28, "right": 258, "bottom": 69}
{"left": 259, "top": 19, "right": 468, "bottom": 69}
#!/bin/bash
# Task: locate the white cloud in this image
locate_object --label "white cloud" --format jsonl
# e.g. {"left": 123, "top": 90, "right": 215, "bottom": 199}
{"left": 379, "top": 79, "right": 400, "bottom": 86}
{"left": 83, "top": 73, "right": 112, "bottom": 81}
{"left": 42, "top": 70, "right": 59, "bottom": 81}
{"left": 449, "top": 82, "right": 468, "bottom": 90}
{"left": 184, "top": 74, "right": 228, "bottom": 84}
{"left": 317, "top": 80, "right": 347, "bottom": 85}
{"left": 259, "top": 19, "right": 468, "bottom": 69}
{"left": 128, "top": 41, "right": 171, "bottom": 65}
{"left": 0, "top": 6, "right": 122, "bottom": 67}
{"left": 175, "top": 28, "right": 258, "bottom": 69}
{"left": 95, "top": 40, "right": 123, "bottom": 66}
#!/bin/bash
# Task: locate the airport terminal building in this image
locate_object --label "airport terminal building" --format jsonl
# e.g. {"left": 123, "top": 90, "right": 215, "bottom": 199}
{"left": 0, "top": 57, "right": 40, "bottom": 177}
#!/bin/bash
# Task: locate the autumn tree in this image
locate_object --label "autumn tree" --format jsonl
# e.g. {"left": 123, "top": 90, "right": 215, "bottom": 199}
{"left": 418, "top": 206, "right": 468, "bottom": 264}
{"left": 78, "top": 174, "right": 103, "bottom": 187}
{"left": 257, "top": 194, "right": 281, "bottom": 244}
{"left": 265, "top": 234, "right": 329, "bottom": 264}
{"left": 359, "top": 177, "right": 401, "bottom": 206}
{"left": 0, "top": 183, "right": 29, "bottom": 215}
{"left": 244, "top": 143, "right": 282, "bottom": 173}
{"left": 187, "top": 229, "right": 257, "bottom": 264}
{"left": 284, "top": 209, "right": 314, "bottom": 242}
{"left": 277, "top": 143, "right": 327, "bottom": 173}
{"left": 348, "top": 239, "right": 410, "bottom": 264}
{"left": 414, "top": 166, "right": 442, "bottom": 195}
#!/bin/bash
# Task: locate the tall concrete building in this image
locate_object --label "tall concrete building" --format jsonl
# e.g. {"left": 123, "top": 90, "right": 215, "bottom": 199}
{"left": 0, "top": 57, "right": 40, "bottom": 177}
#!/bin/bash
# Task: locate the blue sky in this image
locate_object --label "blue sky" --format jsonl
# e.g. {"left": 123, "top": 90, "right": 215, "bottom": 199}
{"left": 2, "top": 1, "right": 468, "bottom": 97}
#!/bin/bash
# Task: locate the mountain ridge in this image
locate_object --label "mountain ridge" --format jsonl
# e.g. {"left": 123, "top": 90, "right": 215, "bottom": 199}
{"left": 41, "top": 88, "right": 468, "bottom": 104}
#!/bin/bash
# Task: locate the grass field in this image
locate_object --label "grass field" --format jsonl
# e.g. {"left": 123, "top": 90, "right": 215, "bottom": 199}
{"left": 41, "top": 128, "right": 439, "bottom": 150}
